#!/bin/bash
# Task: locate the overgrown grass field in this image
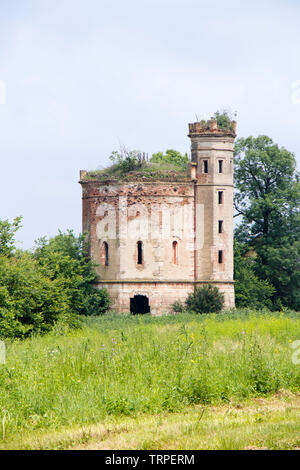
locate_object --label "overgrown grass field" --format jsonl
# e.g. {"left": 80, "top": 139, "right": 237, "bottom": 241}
{"left": 0, "top": 310, "right": 300, "bottom": 449}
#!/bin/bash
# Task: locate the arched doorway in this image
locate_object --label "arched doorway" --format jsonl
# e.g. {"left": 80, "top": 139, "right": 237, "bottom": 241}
{"left": 130, "top": 295, "right": 150, "bottom": 314}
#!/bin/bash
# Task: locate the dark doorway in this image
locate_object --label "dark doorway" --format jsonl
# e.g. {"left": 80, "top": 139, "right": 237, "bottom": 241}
{"left": 130, "top": 295, "right": 150, "bottom": 314}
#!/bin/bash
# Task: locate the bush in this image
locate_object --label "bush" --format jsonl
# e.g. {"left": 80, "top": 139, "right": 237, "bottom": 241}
{"left": 0, "top": 252, "right": 77, "bottom": 339}
{"left": 213, "top": 110, "right": 235, "bottom": 130}
{"left": 185, "top": 284, "right": 224, "bottom": 313}
{"left": 150, "top": 149, "right": 189, "bottom": 169}
{"left": 0, "top": 220, "right": 111, "bottom": 339}
{"left": 171, "top": 300, "right": 185, "bottom": 313}
{"left": 33, "top": 230, "right": 110, "bottom": 316}
{"left": 109, "top": 148, "right": 144, "bottom": 174}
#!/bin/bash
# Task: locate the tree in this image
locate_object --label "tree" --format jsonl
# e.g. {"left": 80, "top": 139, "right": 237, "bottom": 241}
{"left": 254, "top": 241, "right": 300, "bottom": 310}
{"left": 0, "top": 252, "right": 75, "bottom": 339}
{"left": 234, "top": 136, "right": 299, "bottom": 244}
{"left": 0, "top": 216, "right": 22, "bottom": 256}
{"left": 234, "top": 242, "right": 274, "bottom": 309}
{"left": 150, "top": 149, "right": 189, "bottom": 168}
{"left": 0, "top": 219, "right": 80, "bottom": 339}
{"left": 33, "top": 230, "right": 110, "bottom": 316}
{"left": 234, "top": 135, "right": 300, "bottom": 309}
{"left": 0, "top": 227, "right": 111, "bottom": 339}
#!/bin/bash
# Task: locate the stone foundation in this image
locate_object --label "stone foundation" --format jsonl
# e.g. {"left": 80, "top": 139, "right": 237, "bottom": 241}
{"left": 96, "top": 280, "right": 235, "bottom": 315}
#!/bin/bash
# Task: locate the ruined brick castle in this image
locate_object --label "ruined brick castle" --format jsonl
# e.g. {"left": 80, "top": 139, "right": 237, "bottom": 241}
{"left": 79, "top": 118, "right": 236, "bottom": 314}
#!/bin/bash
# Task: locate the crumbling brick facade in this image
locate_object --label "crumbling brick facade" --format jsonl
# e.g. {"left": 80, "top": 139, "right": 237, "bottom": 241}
{"left": 79, "top": 119, "right": 236, "bottom": 314}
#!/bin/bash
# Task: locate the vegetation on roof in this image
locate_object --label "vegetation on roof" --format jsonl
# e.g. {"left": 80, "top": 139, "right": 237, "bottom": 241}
{"left": 196, "top": 110, "right": 237, "bottom": 132}
{"left": 84, "top": 148, "right": 190, "bottom": 181}
{"left": 215, "top": 110, "right": 236, "bottom": 129}
{"left": 83, "top": 110, "right": 236, "bottom": 181}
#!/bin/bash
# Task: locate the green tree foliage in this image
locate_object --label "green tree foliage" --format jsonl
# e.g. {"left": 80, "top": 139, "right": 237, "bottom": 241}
{"left": 33, "top": 230, "right": 110, "bottom": 316}
{"left": 255, "top": 241, "right": 300, "bottom": 310}
{"left": 0, "top": 221, "right": 110, "bottom": 339}
{"left": 0, "top": 216, "right": 22, "bottom": 256}
{"left": 234, "top": 242, "right": 274, "bottom": 309}
{"left": 185, "top": 284, "right": 224, "bottom": 313}
{"left": 213, "top": 110, "right": 236, "bottom": 130}
{"left": 0, "top": 252, "right": 72, "bottom": 339}
{"left": 150, "top": 149, "right": 189, "bottom": 168}
{"left": 234, "top": 136, "right": 300, "bottom": 310}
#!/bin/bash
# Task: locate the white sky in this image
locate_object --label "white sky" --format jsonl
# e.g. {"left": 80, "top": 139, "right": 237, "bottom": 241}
{"left": 0, "top": 0, "right": 299, "bottom": 248}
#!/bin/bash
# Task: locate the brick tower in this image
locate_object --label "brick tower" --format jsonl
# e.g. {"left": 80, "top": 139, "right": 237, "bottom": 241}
{"left": 188, "top": 118, "right": 236, "bottom": 307}
{"left": 79, "top": 117, "right": 236, "bottom": 314}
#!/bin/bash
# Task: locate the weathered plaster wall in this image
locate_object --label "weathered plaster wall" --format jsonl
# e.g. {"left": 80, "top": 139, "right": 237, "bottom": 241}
{"left": 81, "top": 182, "right": 195, "bottom": 282}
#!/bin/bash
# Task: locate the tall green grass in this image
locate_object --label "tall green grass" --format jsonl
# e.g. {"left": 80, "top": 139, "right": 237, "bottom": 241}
{"left": 0, "top": 310, "right": 299, "bottom": 440}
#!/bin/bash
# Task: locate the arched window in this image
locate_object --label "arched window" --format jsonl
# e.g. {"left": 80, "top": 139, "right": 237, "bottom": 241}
{"left": 137, "top": 241, "right": 143, "bottom": 265}
{"left": 172, "top": 241, "right": 178, "bottom": 264}
{"left": 101, "top": 242, "right": 109, "bottom": 266}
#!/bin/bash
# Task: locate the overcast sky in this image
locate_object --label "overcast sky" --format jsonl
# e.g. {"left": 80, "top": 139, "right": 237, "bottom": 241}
{"left": 0, "top": 0, "right": 299, "bottom": 249}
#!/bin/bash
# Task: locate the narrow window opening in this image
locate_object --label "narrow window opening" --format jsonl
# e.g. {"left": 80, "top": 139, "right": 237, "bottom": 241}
{"left": 172, "top": 241, "right": 178, "bottom": 264}
{"left": 218, "top": 250, "right": 223, "bottom": 264}
{"left": 218, "top": 191, "right": 223, "bottom": 204}
{"left": 203, "top": 160, "right": 208, "bottom": 173}
{"left": 218, "top": 160, "right": 223, "bottom": 173}
{"left": 101, "top": 242, "right": 109, "bottom": 266}
{"left": 105, "top": 242, "right": 109, "bottom": 266}
{"left": 137, "top": 241, "right": 143, "bottom": 265}
{"left": 218, "top": 220, "right": 223, "bottom": 233}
